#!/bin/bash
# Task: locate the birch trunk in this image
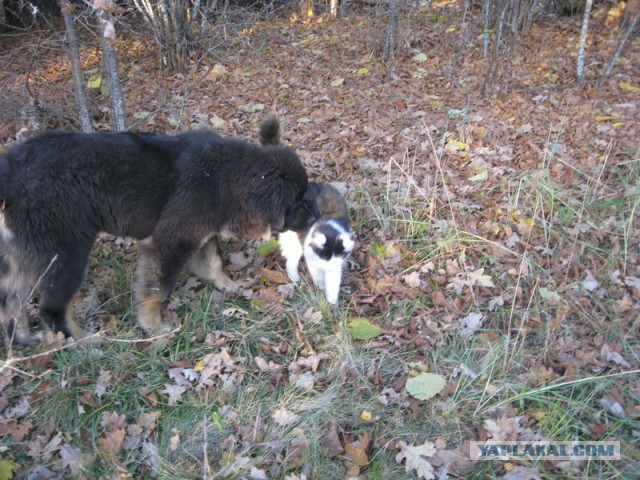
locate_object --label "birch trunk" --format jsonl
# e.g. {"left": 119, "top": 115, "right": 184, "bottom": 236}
{"left": 93, "top": 1, "right": 127, "bottom": 131}
{"left": 58, "top": 0, "right": 93, "bottom": 132}
{"left": 576, "top": 0, "right": 593, "bottom": 83}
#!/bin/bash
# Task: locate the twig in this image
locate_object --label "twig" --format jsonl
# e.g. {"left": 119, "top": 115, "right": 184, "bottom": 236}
{"left": 1, "top": 326, "right": 181, "bottom": 374}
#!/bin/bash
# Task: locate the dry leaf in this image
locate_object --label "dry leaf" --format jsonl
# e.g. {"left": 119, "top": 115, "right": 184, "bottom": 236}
{"left": 255, "top": 356, "right": 281, "bottom": 374}
{"left": 160, "top": 384, "right": 187, "bottom": 406}
{"left": 459, "top": 312, "right": 483, "bottom": 338}
{"left": 97, "top": 428, "right": 125, "bottom": 459}
{"left": 484, "top": 416, "right": 521, "bottom": 441}
{"left": 169, "top": 428, "right": 181, "bottom": 452}
{"left": 395, "top": 441, "right": 436, "bottom": 480}
{"left": 94, "top": 370, "right": 112, "bottom": 398}
{"left": 272, "top": 407, "right": 300, "bottom": 426}
{"left": 403, "top": 271, "right": 422, "bottom": 288}
{"left": 261, "top": 268, "right": 291, "bottom": 285}
{"left": 321, "top": 422, "right": 343, "bottom": 457}
{"left": 431, "top": 290, "right": 449, "bottom": 308}
{"left": 343, "top": 432, "right": 371, "bottom": 476}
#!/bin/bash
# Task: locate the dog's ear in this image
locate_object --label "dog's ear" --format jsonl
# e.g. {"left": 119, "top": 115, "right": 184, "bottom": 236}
{"left": 283, "top": 182, "right": 321, "bottom": 232}
{"left": 245, "top": 167, "right": 306, "bottom": 232}
{"left": 283, "top": 197, "right": 317, "bottom": 232}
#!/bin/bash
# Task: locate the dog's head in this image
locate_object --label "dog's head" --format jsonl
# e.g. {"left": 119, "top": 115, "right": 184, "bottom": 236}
{"left": 244, "top": 145, "right": 308, "bottom": 233}
{"left": 283, "top": 181, "right": 322, "bottom": 232}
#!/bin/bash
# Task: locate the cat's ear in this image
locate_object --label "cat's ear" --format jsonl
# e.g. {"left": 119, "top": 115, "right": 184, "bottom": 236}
{"left": 310, "top": 232, "right": 326, "bottom": 249}
{"left": 341, "top": 232, "right": 355, "bottom": 252}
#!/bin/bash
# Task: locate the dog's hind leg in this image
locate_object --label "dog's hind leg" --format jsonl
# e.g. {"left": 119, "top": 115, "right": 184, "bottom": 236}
{"left": 188, "top": 236, "right": 239, "bottom": 292}
{"left": 0, "top": 253, "right": 43, "bottom": 346}
{"left": 38, "top": 246, "right": 92, "bottom": 341}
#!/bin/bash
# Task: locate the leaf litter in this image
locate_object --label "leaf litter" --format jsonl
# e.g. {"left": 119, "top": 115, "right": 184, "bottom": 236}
{"left": 1, "top": 3, "right": 639, "bottom": 479}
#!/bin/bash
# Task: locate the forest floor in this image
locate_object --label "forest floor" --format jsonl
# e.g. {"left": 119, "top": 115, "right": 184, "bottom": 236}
{"left": 0, "top": 3, "right": 639, "bottom": 479}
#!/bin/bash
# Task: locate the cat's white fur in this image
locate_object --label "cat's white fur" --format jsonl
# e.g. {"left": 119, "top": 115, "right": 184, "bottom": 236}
{"left": 279, "top": 219, "right": 354, "bottom": 304}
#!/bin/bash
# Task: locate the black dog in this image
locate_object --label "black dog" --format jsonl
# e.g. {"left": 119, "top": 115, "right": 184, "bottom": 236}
{"left": 0, "top": 119, "right": 308, "bottom": 345}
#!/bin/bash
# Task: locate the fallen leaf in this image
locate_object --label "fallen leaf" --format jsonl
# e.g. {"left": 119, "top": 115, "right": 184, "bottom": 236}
{"left": 349, "top": 317, "right": 381, "bottom": 340}
{"left": 484, "top": 416, "right": 521, "bottom": 441}
{"left": 169, "top": 428, "right": 181, "bottom": 452}
{"left": 60, "top": 443, "right": 88, "bottom": 475}
{"left": 413, "top": 52, "right": 428, "bottom": 62}
{"left": 255, "top": 356, "right": 281, "bottom": 374}
{"left": 0, "top": 459, "right": 20, "bottom": 479}
{"left": 403, "top": 271, "right": 422, "bottom": 288}
{"left": 405, "top": 373, "right": 446, "bottom": 401}
{"left": 256, "top": 238, "right": 280, "bottom": 256}
{"left": 468, "top": 268, "right": 495, "bottom": 288}
{"left": 272, "top": 407, "right": 299, "bottom": 426}
{"left": 600, "top": 343, "right": 631, "bottom": 368}
{"left": 160, "top": 384, "right": 187, "bottom": 406}
{"left": 395, "top": 441, "right": 436, "bottom": 480}
{"left": 619, "top": 81, "right": 640, "bottom": 93}
{"left": 321, "top": 422, "right": 343, "bottom": 457}
{"left": 97, "top": 428, "right": 125, "bottom": 459}
{"left": 459, "top": 312, "right": 483, "bottom": 338}
{"left": 285, "top": 428, "right": 308, "bottom": 470}
{"left": 261, "top": 269, "right": 291, "bottom": 285}
{"left": 468, "top": 168, "right": 488, "bottom": 182}
{"left": 431, "top": 290, "right": 449, "bottom": 308}
{"left": 580, "top": 270, "right": 599, "bottom": 292}
{"left": 538, "top": 287, "right": 560, "bottom": 304}
{"left": 343, "top": 432, "right": 370, "bottom": 476}
{"left": 240, "top": 103, "right": 265, "bottom": 113}
{"left": 209, "top": 115, "right": 227, "bottom": 128}
{"left": 445, "top": 139, "right": 468, "bottom": 151}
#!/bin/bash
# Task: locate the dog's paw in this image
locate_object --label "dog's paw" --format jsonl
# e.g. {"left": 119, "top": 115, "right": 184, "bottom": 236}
{"left": 13, "top": 330, "right": 46, "bottom": 347}
{"left": 214, "top": 275, "right": 240, "bottom": 293}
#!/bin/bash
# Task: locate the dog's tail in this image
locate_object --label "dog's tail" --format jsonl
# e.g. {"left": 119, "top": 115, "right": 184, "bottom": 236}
{"left": 260, "top": 117, "right": 280, "bottom": 145}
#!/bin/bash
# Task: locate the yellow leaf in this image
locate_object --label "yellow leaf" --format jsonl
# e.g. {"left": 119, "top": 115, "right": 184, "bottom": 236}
{"left": 193, "top": 359, "right": 205, "bottom": 372}
{"left": 619, "top": 81, "right": 640, "bottom": 93}
{"left": 87, "top": 74, "right": 102, "bottom": 89}
{"left": 0, "top": 459, "right": 20, "bottom": 480}
{"left": 445, "top": 139, "right": 468, "bottom": 151}
{"left": 468, "top": 168, "right": 488, "bottom": 183}
{"left": 530, "top": 409, "right": 546, "bottom": 421}
{"left": 595, "top": 116, "right": 617, "bottom": 122}
{"left": 445, "top": 27, "right": 456, "bottom": 33}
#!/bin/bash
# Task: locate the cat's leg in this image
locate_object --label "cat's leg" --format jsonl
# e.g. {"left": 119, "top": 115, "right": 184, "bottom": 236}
{"left": 322, "top": 263, "right": 343, "bottom": 305}
{"left": 306, "top": 255, "right": 326, "bottom": 291}
{"left": 278, "top": 231, "right": 303, "bottom": 283}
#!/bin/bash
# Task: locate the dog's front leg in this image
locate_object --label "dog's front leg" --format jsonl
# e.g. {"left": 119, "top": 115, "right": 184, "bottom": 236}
{"left": 135, "top": 239, "right": 166, "bottom": 335}
{"left": 188, "top": 236, "right": 239, "bottom": 292}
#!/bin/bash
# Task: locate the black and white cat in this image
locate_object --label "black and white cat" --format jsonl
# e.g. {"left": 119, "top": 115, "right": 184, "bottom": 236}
{"left": 279, "top": 182, "right": 354, "bottom": 305}
{"left": 258, "top": 118, "right": 354, "bottom": 304}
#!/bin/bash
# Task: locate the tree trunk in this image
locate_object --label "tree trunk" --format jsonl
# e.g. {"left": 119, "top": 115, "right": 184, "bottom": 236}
{"left": 600, "top": 9, "right": 640, "bottom": 84}
{"left": 383, "top": 0, "right": 402, "bottom": 74}
{"left": 93, "top": 0, "right": 126, "bottom": 131}
{"left": 576, "top": 0, "right": 593, "bottom": 83}
{"left": 330, "top": 0, "right": 339, "bottom": 17}
{"left": 57, "top": 0, "right": 92, "bottom": 132}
